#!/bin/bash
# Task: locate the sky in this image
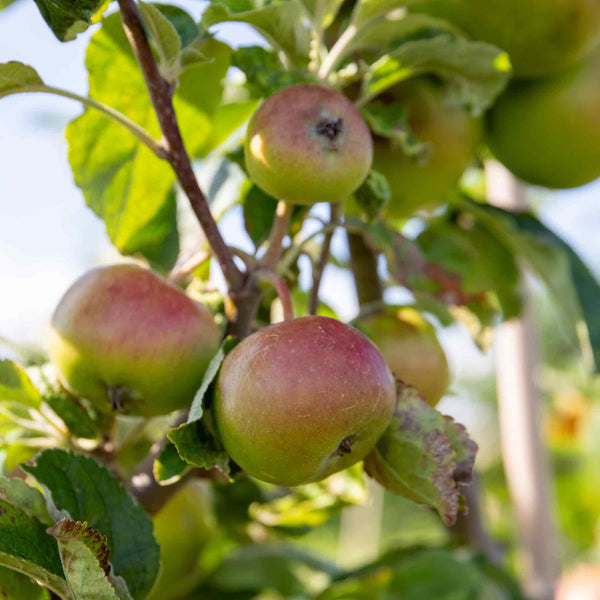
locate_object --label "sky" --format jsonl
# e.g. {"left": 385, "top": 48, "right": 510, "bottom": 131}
{"left": 2, "top": 0, "right": 600, "bottom": 431}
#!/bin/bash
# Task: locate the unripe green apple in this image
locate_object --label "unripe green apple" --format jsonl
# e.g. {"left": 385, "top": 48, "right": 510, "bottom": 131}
{"left": 353, "top": 308, "right": 449, "bottom": 407}
{"left": 149, "top": 481, "right": 213, "bottom": 600}
{"left": 556, "top": 564, "right": 600, "bottom": 600}
{"left": 245, "top": 83, "right": 373, "bottom": 205}
{"left": 486, "top": 48, "right": 600, "bottom": 189}
{"left": 411, "top": 0, "right": 600, "bottom": 78}
{"left": 214, "top": 316, "right": 396, "bottom": 486}
{"left": 49, "top": 264, "right": 220, "bottom": 417}
{"left": 372, "top": 78, "right": 479, "bottom": 221}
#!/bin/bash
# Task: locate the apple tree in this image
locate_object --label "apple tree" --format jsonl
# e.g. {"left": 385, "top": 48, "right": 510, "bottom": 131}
{"left": 1, "top": 0, "right": 600, "bottom": 598}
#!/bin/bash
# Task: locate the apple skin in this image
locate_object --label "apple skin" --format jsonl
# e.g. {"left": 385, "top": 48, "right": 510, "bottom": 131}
{"left": 555, "top": 564, "right": 600, "bottom": 600}
{"left": 486, "top": 48, "right": 600, "bottom": 189}
{"left": 245, "top": 83, "right": 373, "bottom": 205}
{"left": 353, "top": 308, "right": 449, "bottom": 407}
{"left": 214, "top": 316, "right": 396, "bottom": 486}
{"left": 49, "top": 264, "right": 220, "bottom": 417}
{"left": 411, "top": 0, "right": 600, "bottom": 78}
{"left": 372, "top": 78, "right": 479, "bottom": 221}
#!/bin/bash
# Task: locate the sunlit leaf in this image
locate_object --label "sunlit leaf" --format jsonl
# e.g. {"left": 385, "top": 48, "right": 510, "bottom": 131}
{"left": 361, "top": 34, "right": 511, "bottom": 115}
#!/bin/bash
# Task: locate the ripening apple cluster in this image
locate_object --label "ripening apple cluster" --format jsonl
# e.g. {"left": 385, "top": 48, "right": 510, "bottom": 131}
{"left": 47, "top": 80, "right": 453, "bottom": 487}
{"left": 49, "top": 261, "right": 449, "bottom": 486}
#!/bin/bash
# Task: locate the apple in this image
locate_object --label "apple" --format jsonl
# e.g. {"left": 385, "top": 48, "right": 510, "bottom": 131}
{"left": 354, "top": 308, "right": 449, "bottom": 407}
{"left": 486, "top": 47, "right": 600, "bottom": 189}
{"left": 245, "top": 83, "right": 373, "bottom": 205}
{"left": 411, "top": 0, "right": 600, "bottom": 78}
{"left": 49, "top": 263, "right": 220, "bottom": 417}
{"left": 149, "top": 480, "right": 213, "bottom": 600}
{"left": 371, "top": 77, "right": 479, "bottom": 221}
{"left": 214, "top": 316, "right": 396, "bottom": 486}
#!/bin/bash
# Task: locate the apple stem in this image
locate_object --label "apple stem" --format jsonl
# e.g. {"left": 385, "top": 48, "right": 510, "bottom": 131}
{"left": 318, "top": 24, "right": 358, "bottom": 82}
{"left": 116, "top": 0, "right": 245, "bottom": 297}
{"left": 168, "top": 250, "right": 211, "bottom": 285}
{"left": 309, "top": 202, "right": 340, "bottom": 314}
{"left": 255, "top": 269, "right": 295, "bottom": 322}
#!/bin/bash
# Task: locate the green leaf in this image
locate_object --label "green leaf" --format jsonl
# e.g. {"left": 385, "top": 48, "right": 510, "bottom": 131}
{"left": 361, "top": 34, "right": 511, "bottom": 115}
{"left": 0, "top": 500, "right": 67, "bottom": 598}
{"left": 206, "top": 545, "right": 343, "bottom": 595}
{"left": 21, "top": 449, "right": 159, "bottom": 600}
{"left": 44, "top": 393, "right": 101, "bottom": 440}
{"left": 66, "top": 13, "right": 177, "bottom": 265}
{"left": 351, "top": 170, "right": 391, "bottom": 221}
{"left": 364, "top": 384, "right": 473, "bottom": 525}
{"left": 462, "top": 199, "right": 599, "bottom": 370}
{"left": 190, "top": 341, "right": 236, "bottom": 423}
{"left": 241, "top": 181, "right": 308, "bottom": 247}
{"left": 202, "top": 0, "right": 312, "bottom": 68}
{"left": 32, "top": 0, "right": 108, "bottom": 41}
{"left": 316, "top": 568, "right": 392, "bottom": 600}
{"left": 375, "top": 547, "right": 483, "bottom": 599}
{"left": 361, "top": 101, "right": 431, "bottom": 159}
{"left": 167, "top": 420, "right": 232, "bottom": 475}
{"left": 288, "top": 289, "right": 339, "bottom": 319}
{"left": 48, "top": 520, "right": 120, "bottom": 600}
{"left": 193, "top": 100, "right": 259, "bottom": 159}
{"left": 0, "top": 443, "right": 37, "bottom": 478}
{"left": 139, "top": 2, "right": 182, "bottom": 70}
{"left": 329, "top": 546, "right": 526, "bottom": 600}
{"left": 351, "top": 0, "right": 408, "bottom": 29}
{"left": 168, "top": 339, "right": 240, "bottom": 476}
{"left": 0, "top": 62, "right": 43, "bottom": 98}
{"left": 0, "top": 476, "right": 52, "bottom": 525}
{"left": 242, "top": 182, "right": 280, "bottom": 245}
{"left": 350, "top": 12, "right": 462, "bottom": 54}
{"left": 471, "top": 554, "right": 527, "bottom": 600}
{"left": 153, "top": 441, "right": 191, "bottom": 485}
{"left": 35, "top": 366, "right": 105, "bottom": 440}
{"left": 250, "top": 465, "right": 368, "bottom": 529}
{"left": 153, "top": 4, "right": 201, "bottom": 49}
{"left": 417, "top": 215, "right": 522, "bottom": 319}
{"left": 233, "top": 46, "right": 311, "bottom": 98}
{"left": 174, "top": 38, "right": 234, "bottom": 155}
{"left": 314, "top": 0, "right": 345, "bottom": 28}
{"left": 0, "top": 565, "right": 50, "bottom": 600}
{"left": 0, "top": 360, "right": 41, "bottom": 409}
{"left": 495, "top": 209, "right": 600, "bottom": 373}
